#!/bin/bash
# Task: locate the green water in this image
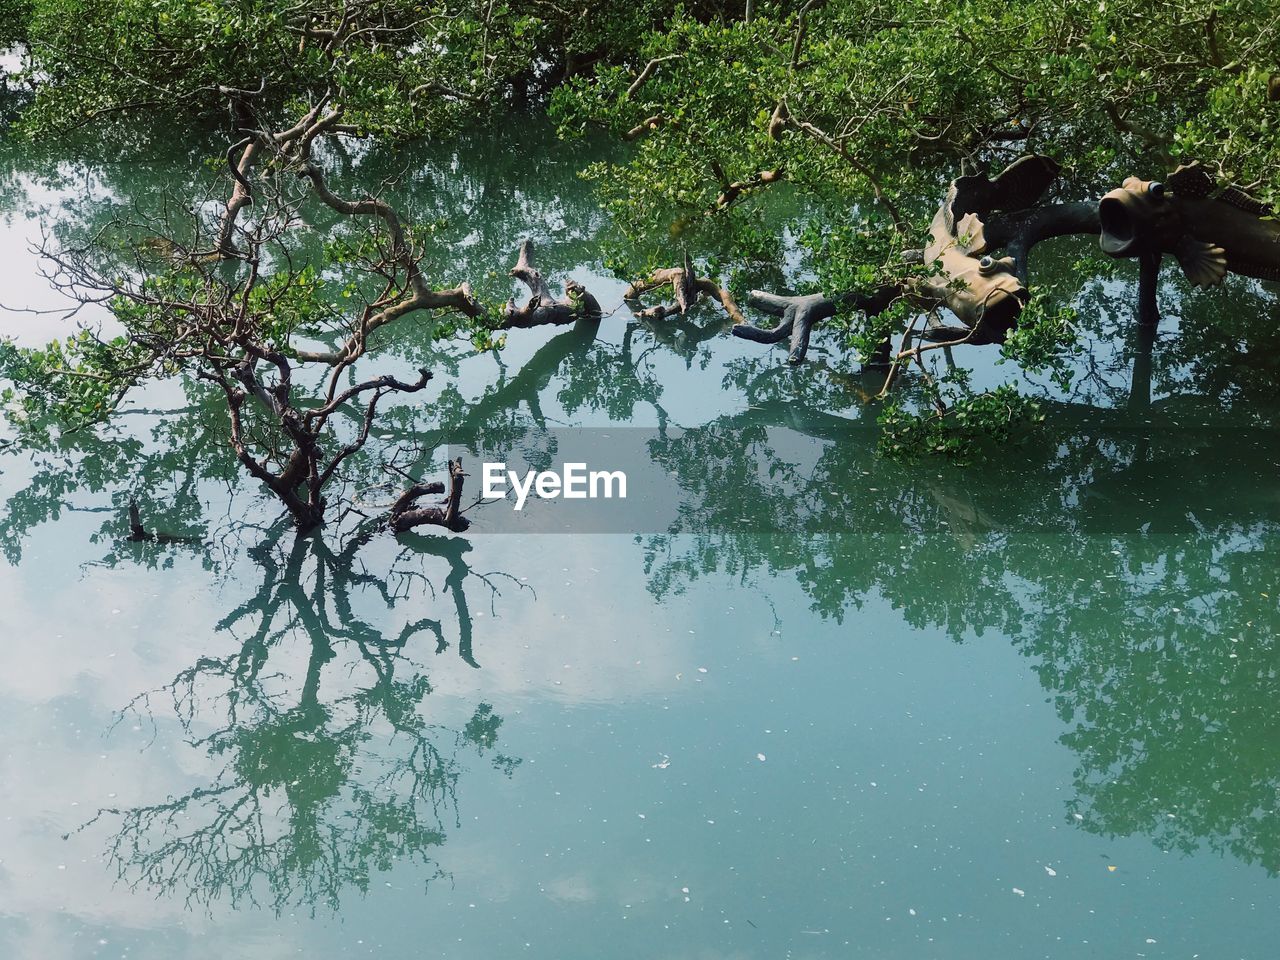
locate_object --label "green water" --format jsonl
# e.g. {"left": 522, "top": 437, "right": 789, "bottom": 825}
{"left": 2, "top": 126, "right": 1280, "bottom": 959}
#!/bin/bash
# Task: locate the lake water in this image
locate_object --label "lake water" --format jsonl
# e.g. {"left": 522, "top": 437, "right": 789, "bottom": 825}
{"left": 1, "top": 123, "right": 1279, "bottom": 959}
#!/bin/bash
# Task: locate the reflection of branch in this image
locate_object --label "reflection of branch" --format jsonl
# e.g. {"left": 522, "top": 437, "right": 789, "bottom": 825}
{"left": 85, "top": 525, "right": 528, "bottom": 912}
{"left": 125, "top": 499, "right": 203, "bottom": 545}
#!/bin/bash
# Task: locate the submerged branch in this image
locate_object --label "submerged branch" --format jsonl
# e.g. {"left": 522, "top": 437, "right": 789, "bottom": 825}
{"left": 389, "top": 459, "right": 471, "bottom": 533}
{"left": 499, "top": 240, "right": 602, "bottom": 328}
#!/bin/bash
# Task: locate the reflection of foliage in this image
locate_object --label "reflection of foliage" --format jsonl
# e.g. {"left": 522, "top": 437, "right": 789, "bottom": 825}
{"left": 636, "top": 344, "right": 1280, "bottom": 872}
{"left": 1023, "top": 533, "right": 1280, "bottom": 873}
{"left": 9, "top": 124, "right": 1280, "bottom": 885}
{"left": 0, "top": 391, "right": 230, "bottom": 566}
{"left": 81, "top": 523, "right": 523, "bottom": 913}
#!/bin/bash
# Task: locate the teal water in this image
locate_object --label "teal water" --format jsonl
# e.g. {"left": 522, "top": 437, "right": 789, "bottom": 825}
{"left": 1, "top": 127, "right": 1280, "bottom": 959}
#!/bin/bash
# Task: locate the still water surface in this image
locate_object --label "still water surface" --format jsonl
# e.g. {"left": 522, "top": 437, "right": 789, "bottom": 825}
{"left": 1, "top": 126, "right": 1279, "bottom": 958}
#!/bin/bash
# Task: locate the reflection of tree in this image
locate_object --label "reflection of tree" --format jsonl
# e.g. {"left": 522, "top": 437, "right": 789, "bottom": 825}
{"left": 82, "top": 522, "right": 524, "bottom": 913}
{"left": 13, "top": 158, "right": 1280, "bottom": 890}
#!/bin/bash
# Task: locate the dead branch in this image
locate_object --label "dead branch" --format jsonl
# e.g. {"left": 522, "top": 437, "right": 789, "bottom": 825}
{"left": 499, "top": 240, "right": 602, "bottom": 328}
{"left": 389, "top": 458, "right": 471, "bottom": 534}
{"left": 733, "top": 287, "right": 899, "bottom": 364}
{"left": 623, "top": 254, "right": 745, "bottom": 324}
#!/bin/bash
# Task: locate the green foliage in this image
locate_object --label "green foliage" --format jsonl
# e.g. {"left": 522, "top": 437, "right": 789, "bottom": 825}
{"left": 0, "top": 329, "right": 146, "bottom": 435}
{"left": 998, "top": 288, "right": 1081, "bottom": 392}
{"left": 13, "top": 0, "right": 529, "bottom": 141}
{"left": 552, "top": 0, "right": 1280, "bottom": 452}
{"left": 9, "top": 0, "right": 732, "bottom": 144}
{"left": 878, "top": 377, "right": 1043, "bottom": 462}
{"left": 558, "top": 0, "right": 1280, "bottom": 220}
{"left": 5, "top": 0, "right": 1279, "bottom": 463}
{"left": 0, "top": 0, "right": 31, "bottom": 48}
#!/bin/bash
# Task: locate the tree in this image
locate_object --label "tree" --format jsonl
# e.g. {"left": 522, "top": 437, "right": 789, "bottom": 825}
{"left": 0, "top": 98, "right": 615, "bottom": 530}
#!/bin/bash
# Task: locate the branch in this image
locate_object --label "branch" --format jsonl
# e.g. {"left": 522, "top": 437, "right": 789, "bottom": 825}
{"left": 389, "top": 459, "right": 471, "bottom": 533}
{"left": 624, "top": 114, "right": 666, "bottom": 141}
{"left": 499, "top": 240, "right": 602, "bottom": 328}
{"left": 623, "top": 262, "right": 745, "bottom": 324}
{"left": 315, "top": 368, "right": 433, "bottom": 490}
{"left": 292, "top": 160, "right": 485, "bottom": 364}
{"left": 732, "top": 287, "right": 899, "bottom": 364}
{"left": 626, "top": 55, "right": 682, "bottom": 99}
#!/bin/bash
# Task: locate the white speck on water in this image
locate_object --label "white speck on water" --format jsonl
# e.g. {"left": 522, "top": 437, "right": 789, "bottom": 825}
{"left": 1045, "top": 866, "right": 1057, "bottom": 876}
{"left": 757, "top": 753, "right": 767, "bottom": 762}
{"left": 908, "top": 908, "right": 916, "bottom": 916}
{"left": 1012, "top": 887, "right": 1025, "bottom": 897}
{"left": 1146, "top": 939, "right": 1157, "bottom": 944}
{"left": 652, "top": 755, "right": 671, "bottom": 769}
{"left": 697, "top": 667, "right": 708, "bottom": 673}
{"left": 681, "top": 887, "right": 689, "bottom": 893}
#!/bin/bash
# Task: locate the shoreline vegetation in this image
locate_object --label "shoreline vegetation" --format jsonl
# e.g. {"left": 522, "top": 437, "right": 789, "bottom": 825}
{"left": 0, "top": 1, "right": 1278, "bottom": 535}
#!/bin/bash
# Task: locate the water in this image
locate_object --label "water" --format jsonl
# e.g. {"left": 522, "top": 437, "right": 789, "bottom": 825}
{"left": 1, "top": 123, "right": 1280, "bottom": 959}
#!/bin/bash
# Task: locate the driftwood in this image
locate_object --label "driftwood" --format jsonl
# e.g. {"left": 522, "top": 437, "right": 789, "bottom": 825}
{"left": 623, "top": 251, "right": 745, "bottom": 324}
{"left": 389, "top": 458, "right": 471, "bottom": 533}
{"left": 500, "top": 240, "right": 602, "bottom": 328}
{"left": 733, "top": 288, "right": 901, "bottom": 364}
